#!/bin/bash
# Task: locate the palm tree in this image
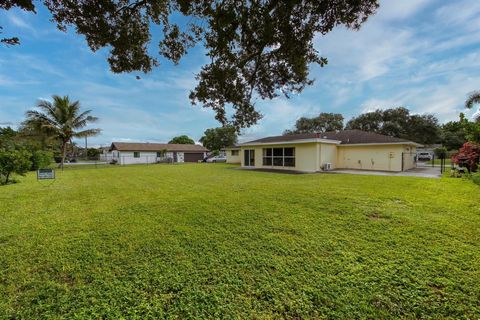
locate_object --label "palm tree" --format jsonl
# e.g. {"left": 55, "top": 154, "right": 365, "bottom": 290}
{"left": 24, "top": 95, "right": 101, "bottom": 168}
{"left": 466, "top": 91, "right": 480, "bottom": 110}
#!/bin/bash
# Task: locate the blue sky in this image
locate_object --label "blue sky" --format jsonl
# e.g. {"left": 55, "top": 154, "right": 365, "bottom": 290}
{"left": 1, "top": 0, "right": 480, "bottom": 146}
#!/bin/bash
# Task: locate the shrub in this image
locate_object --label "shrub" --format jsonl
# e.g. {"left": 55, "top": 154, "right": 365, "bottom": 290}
{"left": 452, "top": 142, "right": 480, "bottom": 172}
{"left": 30, "top": 150, "right": 53, "bottom": 170}
{"left": 0, "top": 148, "right": 32, "bottom": 185}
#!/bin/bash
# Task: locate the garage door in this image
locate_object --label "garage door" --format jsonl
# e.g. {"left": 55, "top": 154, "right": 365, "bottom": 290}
{"left": 184, "top": 153, "right": 204, "bottom": 162}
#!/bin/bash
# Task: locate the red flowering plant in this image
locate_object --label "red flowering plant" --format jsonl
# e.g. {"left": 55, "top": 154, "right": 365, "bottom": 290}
{"left": 452, "top": 142, "right": 480, "bottom": 172}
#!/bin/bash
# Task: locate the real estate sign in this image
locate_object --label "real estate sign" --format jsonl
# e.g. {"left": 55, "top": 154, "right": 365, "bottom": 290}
{"left": 37, "top": 168, "right": 55, "bottom": 180}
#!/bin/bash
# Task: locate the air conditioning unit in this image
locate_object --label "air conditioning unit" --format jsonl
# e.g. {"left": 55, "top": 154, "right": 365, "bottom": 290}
{"left": 323, "top": 163, "right": 332, "bottom": 171}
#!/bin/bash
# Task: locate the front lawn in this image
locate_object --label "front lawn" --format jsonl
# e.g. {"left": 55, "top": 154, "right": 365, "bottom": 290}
{"left": 0, "top": 164, "right": 479, "bottom": 318}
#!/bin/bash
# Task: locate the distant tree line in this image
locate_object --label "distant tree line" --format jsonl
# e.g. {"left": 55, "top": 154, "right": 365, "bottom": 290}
{"left": 0, "top": 126, "right": 53, "bottom": 184}
{"left": 168, "top": 126, "right": 238, "bottom": 154}
{"left": 283, "top": 106, "right": 479, "bottom": 149}
{"left": 168, "top": 135, "right": 195, "bottom": 145}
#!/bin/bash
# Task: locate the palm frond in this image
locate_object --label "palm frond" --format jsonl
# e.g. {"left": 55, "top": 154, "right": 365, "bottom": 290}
{"left": 23, "top": 111, "right": 61, "bottom": 136}
{"left": 25, "top": 110, "right": 59, "bottom": 128}
{"left": 26, "top": 95, "right": 99, "bottom": 142}
{"left": 72, "top": 110, "right": 96, "bottom": 128}
{"left": 36, "top": 99, "right": 60, "bottom": 124}
{"left": 74, "top": 128, "right": 102, "bottom": 138}
{"left": 466, "top": 91, "right": 480, "bottom": 109}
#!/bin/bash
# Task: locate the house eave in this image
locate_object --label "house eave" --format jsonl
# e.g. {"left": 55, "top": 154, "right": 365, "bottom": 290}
{"left": 239, "top": 138, "right": 342, "bottom": 146}
{"left": 339, "top": 142, "right": 423, "bottom": 147}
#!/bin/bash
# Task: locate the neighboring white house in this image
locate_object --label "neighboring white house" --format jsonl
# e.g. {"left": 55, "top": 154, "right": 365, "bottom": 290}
{"left": 101, "top": 142, "right": 208, "bottom": 165}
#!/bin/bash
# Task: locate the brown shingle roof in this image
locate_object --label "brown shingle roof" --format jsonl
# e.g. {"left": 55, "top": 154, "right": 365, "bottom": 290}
{"left": 242, "top": 130, "right": 418, "bottom": 145}
{"left": 110, "top": 142, "right": 208, "bottom": 152}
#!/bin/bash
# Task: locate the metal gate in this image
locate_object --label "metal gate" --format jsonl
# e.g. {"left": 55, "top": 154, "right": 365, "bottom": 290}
{"left": 402, "top": 152, "right": 447, "bottom": 173}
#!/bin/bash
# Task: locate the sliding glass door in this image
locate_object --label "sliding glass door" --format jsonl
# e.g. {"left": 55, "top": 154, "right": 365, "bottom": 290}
{"left": 244, "top": 149, "right": 255, "bottom": 166}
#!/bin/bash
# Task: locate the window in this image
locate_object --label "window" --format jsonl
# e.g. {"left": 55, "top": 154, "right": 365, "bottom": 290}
{"left": 134, "top": 152, "right": 140, "bottom": 158}
{"left": 263, "top": 147, "right": 295, "bottom": 167}
{"left": 231, "top": 150, "right": 239, "bottom": 156}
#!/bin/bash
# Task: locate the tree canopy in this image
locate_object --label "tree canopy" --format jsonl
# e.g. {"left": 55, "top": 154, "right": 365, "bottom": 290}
{"left": 440, "top": 120, "right": 466, "bottom": 150}
{"left": 284, "top": 113, "right": 344, "bottom": 135}
{"left": 199, "top": 126, "right": 237, "bottom": 151}
{"left": 0, "top": 148, "right": 31, "bottom": 185}
{"left": 168, "top": 135, "right": 195, "bottom": 144}
{"left": 345, "top": 107, "right": 440, "bottom": 145}
{"left": 1, "top": 0, "right": 379, "bottom": 129}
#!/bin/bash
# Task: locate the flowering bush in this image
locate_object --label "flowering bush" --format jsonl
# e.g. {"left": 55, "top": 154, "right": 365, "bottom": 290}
{"left": 452, "top": 142, "right": 480, "bottom": 172}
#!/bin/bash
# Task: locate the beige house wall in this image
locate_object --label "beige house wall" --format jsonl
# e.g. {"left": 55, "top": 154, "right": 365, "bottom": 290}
{"left": 337, "top": 144, "right": 406, "bottom": 172}
{"left": 226, "top": 149, "right": 241, "bottom": 164}
{"left": 402, "top": 145, "right": 417, "bottom": 170}
{"left": 319, "top": 143, "right": 338, "bottom": 170}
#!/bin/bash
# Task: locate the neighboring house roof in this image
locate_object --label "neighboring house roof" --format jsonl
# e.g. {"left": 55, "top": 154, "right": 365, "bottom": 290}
{"left": 241, "top": 130, "right": 421, "bottom": 146}
{"left": 110, "top": 142, "right": 208, "bottom": 153}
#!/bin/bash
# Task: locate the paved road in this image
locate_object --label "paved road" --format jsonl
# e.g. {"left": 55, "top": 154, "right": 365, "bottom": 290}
{"left": 65, "top": 161, "right": 109, "bottom": 165}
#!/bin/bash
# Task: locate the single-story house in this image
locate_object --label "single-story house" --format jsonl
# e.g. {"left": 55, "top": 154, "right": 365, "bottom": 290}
{"left": 228, "top": 130, "right": 422, "bottom": 172}
{"left": 103, "top": 142, "right": 208, "bottom": 165}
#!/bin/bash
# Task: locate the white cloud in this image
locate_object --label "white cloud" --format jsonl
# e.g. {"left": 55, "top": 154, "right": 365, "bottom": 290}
{"left": 8, "top": 13, "right": 34, "bottom": 31}
{"left": 435, "top": 0, "right": 480, "bottom": 30}
{"left": 360, "top": 71, "right": 480, "bottom": 122}
{"left": 238, "top": 98, "right": 322, "bottom": 141}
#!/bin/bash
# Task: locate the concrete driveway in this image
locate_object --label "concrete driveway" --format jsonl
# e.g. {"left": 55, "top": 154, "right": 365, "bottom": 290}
{"left": 330, "top": 167, "right": 441, "bottom": 179}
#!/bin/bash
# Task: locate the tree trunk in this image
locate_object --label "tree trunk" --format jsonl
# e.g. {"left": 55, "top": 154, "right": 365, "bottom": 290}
{"left": 60, "top": 141, "right": 67, "bottom": 169}
{"left": 5, "top": 172, "right": 10, "bottom": 185}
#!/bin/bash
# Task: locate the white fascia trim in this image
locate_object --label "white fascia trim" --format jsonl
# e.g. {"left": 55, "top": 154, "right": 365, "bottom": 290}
{"left": 339, "top": 142, "right": 423, "bottom": 147}
{"left": 239, "top": 138, "right": 341, "bottom": 147}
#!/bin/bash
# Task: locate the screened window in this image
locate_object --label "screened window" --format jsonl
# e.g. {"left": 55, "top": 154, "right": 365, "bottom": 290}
{"left": 134, "top": 152, "right": 140, "bottom": 158}
{"left": 262, "top": 147, "right": 295, "bottom": 167}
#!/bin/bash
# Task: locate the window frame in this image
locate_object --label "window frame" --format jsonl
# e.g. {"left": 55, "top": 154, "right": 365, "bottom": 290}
{"left": 133, "top": 151, "right": 140, "bottom": 158}
{"left": 263, "top": 147, "right": 295, "bottom": 167}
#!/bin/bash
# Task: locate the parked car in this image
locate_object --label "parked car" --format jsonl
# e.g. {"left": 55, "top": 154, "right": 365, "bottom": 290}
{"left": 205, "top": 155, "right": 227, "bottom": 163}
{"left": 417, "top": 152, "right": 433, "bottom": 161}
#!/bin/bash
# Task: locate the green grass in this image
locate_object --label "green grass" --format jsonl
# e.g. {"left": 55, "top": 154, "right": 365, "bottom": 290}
{"left": 1, "top": 164, "right": 479, "bottom": 318}
{"left": 424, "top": 158, "right": 452, "bottom": 166}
